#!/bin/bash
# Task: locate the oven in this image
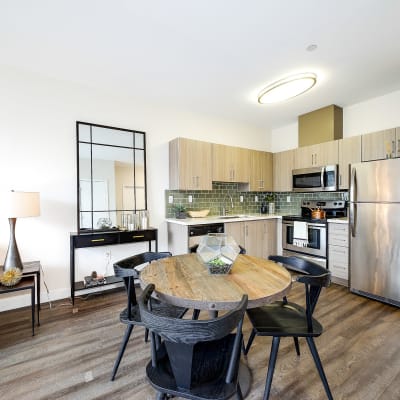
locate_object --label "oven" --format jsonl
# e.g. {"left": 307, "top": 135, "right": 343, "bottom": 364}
{"left": 283, "top": 220, "right": 326, "bottom": 258}
{"left": 282, "top": 199, "right": 347, "bottom": 268}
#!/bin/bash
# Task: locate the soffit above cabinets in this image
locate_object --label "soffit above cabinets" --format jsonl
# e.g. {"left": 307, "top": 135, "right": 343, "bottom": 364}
{"left": 298, "top": 105, "right": 343, "bottom": 147}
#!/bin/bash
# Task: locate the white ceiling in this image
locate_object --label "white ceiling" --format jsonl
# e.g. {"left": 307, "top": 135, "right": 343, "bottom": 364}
{"left": 2, "top": 0, "right": 400, "bottom": 131}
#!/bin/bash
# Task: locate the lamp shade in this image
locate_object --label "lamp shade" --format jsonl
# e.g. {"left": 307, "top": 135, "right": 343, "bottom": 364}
{"left": 3, "top": 191, "right": 40, "bottom": 218}
{"left": 2, "top": 191, "right": 40, "bottom": 271}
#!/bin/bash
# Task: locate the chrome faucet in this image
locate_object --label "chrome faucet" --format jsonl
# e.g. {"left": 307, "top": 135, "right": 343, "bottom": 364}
{"left": 220, "top": 194, "right": 234, "bottom": 216}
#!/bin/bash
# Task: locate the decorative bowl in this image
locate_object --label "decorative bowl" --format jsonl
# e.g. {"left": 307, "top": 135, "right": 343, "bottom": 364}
{"left": 0, "top": 268, "right": 22, "bottom": 286}
{"left": 187, "top": 209, "right": 210, "bottom": 218}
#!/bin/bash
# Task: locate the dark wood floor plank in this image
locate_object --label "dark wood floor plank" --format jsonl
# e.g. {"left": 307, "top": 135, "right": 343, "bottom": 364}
{"left": 0, "top": 284, "right": 399, "bottom": 400}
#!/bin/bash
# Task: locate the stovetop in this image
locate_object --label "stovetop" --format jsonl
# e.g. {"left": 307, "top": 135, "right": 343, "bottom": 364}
{"left": 283, "top": 215, "right": 328, "bottom": 223}
{"left": 283, "top": 199, "right": 347, "bottom": 224}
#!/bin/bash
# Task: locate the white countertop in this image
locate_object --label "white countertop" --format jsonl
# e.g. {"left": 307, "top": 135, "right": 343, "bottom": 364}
{"left": 166, "top": 214, "right": 282, "bottom": 225}
{"left": 327, "top": 217, "right": 349, "bottom": 224}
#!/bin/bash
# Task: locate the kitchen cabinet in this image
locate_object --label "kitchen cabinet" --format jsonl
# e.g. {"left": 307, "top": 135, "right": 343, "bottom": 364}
{"left": 212, "top": 143, "right": 250, "bottom": 183}
{"left": 361, "top": 128, "right": 398, "bottom": 161}
{"left": 273, "top": 149, "right": 294, "bottom": 191}
{"left": 224, "top": 219, "right": 277, "bottom": 259}
{"left": 328, "top": 222, "right": 349, "bottom": 286}
{"left": 169, "top": 137, "right": 212, "bottom": 190}
{"left": 338, "top": 135, "right": 361, "bottom": 189}
{"left": 294, "top": 140, "right": 338, "bottom": 169}
{"left": 250, "top": 150, "right": 273, "bottom": 191}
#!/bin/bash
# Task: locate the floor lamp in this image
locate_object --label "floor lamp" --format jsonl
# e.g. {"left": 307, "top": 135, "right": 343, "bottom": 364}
{"left": 3, "top": 191, "right": 40, "bottom": 271}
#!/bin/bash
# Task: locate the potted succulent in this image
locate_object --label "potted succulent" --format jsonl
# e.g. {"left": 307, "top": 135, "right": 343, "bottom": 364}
{"left": 173, "top": 204, "right": 187, "bottom": 219}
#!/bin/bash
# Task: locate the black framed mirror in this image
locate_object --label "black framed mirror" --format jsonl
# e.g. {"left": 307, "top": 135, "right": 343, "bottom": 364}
{"left": 76, "top": 121, "right": 147, "bottom": 232}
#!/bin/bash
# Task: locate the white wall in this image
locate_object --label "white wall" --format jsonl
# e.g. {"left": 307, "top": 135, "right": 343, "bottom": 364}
{"left": 270, "top": 89, "right": 400, "bottom": 152}
{"left": 0, "top": 65, "right": 268, "bottom": 311}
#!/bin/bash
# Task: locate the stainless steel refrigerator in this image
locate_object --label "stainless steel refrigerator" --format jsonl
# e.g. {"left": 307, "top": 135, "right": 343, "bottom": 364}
{"left": 349, "top": 158, "right": 400, "bottom": 307}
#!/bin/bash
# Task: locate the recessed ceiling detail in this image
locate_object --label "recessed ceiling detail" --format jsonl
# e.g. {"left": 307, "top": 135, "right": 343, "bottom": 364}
{"left": 258, "top": 73, "right": 317, "bottom": 104}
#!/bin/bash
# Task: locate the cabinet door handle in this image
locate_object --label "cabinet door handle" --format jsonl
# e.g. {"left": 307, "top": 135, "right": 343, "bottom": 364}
{"left": 315, "top": 153, "right": 317, "bottom": 165}
{"left": 91, "top": 238, "right": 105, "bottom": 242}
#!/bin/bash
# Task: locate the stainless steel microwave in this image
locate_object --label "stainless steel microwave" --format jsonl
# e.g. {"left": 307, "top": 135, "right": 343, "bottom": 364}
{"left": 292, "top": 165, "right": 338, "bottom": 192}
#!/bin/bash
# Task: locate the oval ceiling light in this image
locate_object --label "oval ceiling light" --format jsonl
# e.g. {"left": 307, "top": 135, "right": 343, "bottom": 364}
{"left": 258, "top": 72, "right": 317, "bottom": 104}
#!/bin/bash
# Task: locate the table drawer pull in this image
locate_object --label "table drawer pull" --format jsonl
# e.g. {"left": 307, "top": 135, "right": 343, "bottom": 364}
{"left": 133, "top": 235, "right": 145, "bottom": 239}
{"left": 91, "top": 238, "right": 105, "bottom": 242}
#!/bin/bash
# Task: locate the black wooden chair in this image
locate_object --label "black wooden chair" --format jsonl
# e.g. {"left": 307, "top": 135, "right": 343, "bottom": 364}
{"left": 111, "top": 252, "right": 187, "bottom": 381}
{"left": 139, "top": 283, "right": 248, "bottom": 400}
{"left": 244, "top": 255, "right": 333, "bottom": 400}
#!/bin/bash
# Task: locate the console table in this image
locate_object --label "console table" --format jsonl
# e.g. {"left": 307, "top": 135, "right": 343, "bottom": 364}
{"left": 70, "top": 228, "right": 158, "bottom": 304}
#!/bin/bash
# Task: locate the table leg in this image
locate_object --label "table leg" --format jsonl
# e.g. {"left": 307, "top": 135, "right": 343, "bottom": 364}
{"left": 31, "top": 286, "right": 35, "bottom": 336}
{"left": 37, "top": 269, "right": 41, "bottom": 311}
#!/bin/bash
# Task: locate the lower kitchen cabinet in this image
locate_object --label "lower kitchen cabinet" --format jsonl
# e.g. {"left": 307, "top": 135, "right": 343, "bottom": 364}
{"left": 328, "top": 221, "right": 349, "bottom": 286}
{"left": 224, "top": 219, "right": 277, "bottom": 259}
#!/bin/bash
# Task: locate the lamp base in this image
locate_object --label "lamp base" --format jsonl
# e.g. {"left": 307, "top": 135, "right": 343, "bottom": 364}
{"left": 3, "top": 218, "right": 23, "bottom": 271}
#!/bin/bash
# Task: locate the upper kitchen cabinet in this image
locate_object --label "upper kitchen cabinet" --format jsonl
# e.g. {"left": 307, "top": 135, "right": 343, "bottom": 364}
{"left": 273, "top": 149, "right": 294, "bottom": 191}
{"left": 212, "top": 143, "right": 250, "bottom": 183}
{"left": 169, "top": 137, "right": 212, "bottom": 190}
{"left": 250, "top": 150, "right": 273, "bottom": 191}
{"left": 294, "top": 140, "right": 339, "bottom": 169}
{"left": 361, "top": 128, "right": 398, "bottom": 161}
{"left": 338, "top": 135, "right": 361, "bottom": 189}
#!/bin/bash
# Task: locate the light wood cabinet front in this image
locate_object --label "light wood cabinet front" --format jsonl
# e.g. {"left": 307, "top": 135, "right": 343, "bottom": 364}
{"left": 250, "top": 150, "right": 273, "bottom": 191}
{"left": 361, "top": 128, "right": 396, "bottom": 161}
{"left": 338, "top": 136, "right": 361, "bottom": 189}
{"left": 169, "top": 138, "right": 212, "bottom": 190}
{"left": 294, "top": 141, "right": 338, "bottom": 169}
{"left": 225, "top": 219, "right": 277, "bottom": 259}
{"left": 212, "top": 143, "right": 250, "bottom": 183}
{"left": 273, "top": 149, "right": 294, "bottom": 191}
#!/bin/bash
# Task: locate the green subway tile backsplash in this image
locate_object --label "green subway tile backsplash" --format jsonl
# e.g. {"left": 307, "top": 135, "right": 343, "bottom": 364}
{"left": 165, "top": 182, "right": 348, "bottom": 218}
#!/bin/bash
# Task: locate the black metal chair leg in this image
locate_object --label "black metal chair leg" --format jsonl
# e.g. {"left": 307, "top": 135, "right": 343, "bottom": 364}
{"left": 306, "top": 337, "right": 333, "bottom": 400}
{"left": 192, "top": 309, "right": 201, "bottom": 320}
{"left": 294, "top": 337, "right": 300, "bottom": 356}
{"left": 263, "top": 336, "right": 280, "bottom": 400}
{"left": 145, "top": 327, "right": 150, "bottom": 342}
{"left": 111, "top": 324, "right": 134, "bottom": 381}
{"left": 244, "top": 328, "right": 257, "bottom": 355}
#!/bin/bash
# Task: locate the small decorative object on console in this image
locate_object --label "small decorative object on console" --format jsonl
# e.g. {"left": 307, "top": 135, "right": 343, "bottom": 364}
{"left": 197, "top": 233, "right": 240, "bottom": 274}
{"left": 0, "top": 267, "right": 22, "bottom": 286}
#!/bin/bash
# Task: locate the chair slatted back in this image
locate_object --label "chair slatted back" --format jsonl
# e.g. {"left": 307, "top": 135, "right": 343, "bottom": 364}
{"left": 139, "top": 284, "right": 247, "bottom": 389}
{"left": 113, "top": 252, "right": 171, "bottom": 317}
{"left": 268, "top": 255, "right": 331, "bottom": 330}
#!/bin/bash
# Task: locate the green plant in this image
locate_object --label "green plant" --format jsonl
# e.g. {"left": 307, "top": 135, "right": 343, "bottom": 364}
{"left": 173, "top": 204, "right": 186, "bottom": 212}
{"left": 265, "top": 193, "right": 276, "bottom": 202}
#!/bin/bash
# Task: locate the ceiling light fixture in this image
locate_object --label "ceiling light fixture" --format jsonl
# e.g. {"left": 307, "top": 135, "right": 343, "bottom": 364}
{"left": 258, "top": 72, "right": 317, "bottom": 104}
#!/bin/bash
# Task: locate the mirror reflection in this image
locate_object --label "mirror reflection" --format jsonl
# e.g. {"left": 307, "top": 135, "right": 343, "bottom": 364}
{"left": 77, "top": 122, "right": 147, "bottom": 232}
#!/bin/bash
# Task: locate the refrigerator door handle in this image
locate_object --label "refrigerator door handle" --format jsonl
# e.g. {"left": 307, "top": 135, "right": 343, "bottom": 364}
{"left": 350, "top": 167, "right": 357, "bottom": 237}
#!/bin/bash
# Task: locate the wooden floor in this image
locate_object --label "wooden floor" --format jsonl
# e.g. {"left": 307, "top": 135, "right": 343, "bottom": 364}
{"left": 0, "top": 283, "right": 399, "bottom": 400}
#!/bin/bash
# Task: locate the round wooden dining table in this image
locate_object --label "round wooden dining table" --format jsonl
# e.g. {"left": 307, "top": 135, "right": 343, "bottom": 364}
{"left": 140, "top": 253, "right": 292, "bottom": 312}
{"left": 140, "top": 253, "right": 292, "bottom": 398}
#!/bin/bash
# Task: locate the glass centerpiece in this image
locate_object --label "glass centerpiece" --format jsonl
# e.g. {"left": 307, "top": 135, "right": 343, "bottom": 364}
{"left": 197, "top": 233, "right": 240, "bottom": 274}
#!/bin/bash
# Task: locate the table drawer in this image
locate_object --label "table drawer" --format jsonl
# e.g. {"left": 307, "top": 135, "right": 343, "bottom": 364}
{"left": 73, "top": 233, "right": 119, "bottom": 248}
{"left": 119, "top": 229, "right": 156, "bottom": 244}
